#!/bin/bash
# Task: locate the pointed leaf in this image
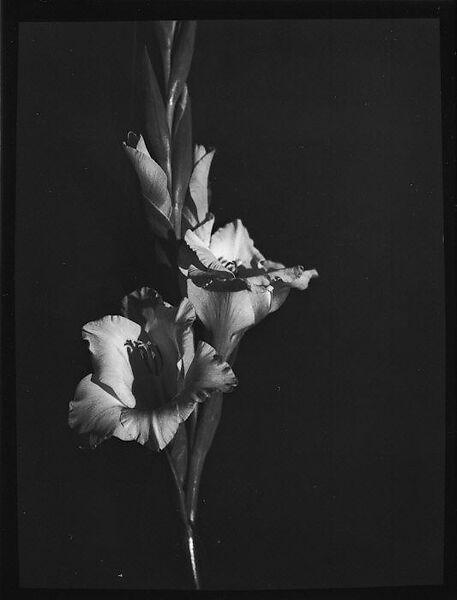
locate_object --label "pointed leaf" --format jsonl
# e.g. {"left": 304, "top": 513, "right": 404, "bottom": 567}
{"left": 194, "top": 144, "right": 207, "bottom": 164}
{"left": 167, "top": 20, "right": 196, "bottom": 125}
{"left": 169, "top": 422, "right": 188, "bottom": 487}
{"left": 154, "top": 21, "right": 177, "bottom": 46}
{"left": 172, "top": 86, "right": 192, "bottom": 237}
{"left": 189, "top": 148, "right": 215, "bottom": 223}
{"left": 141, "top": 45, "right": 171, "bottom": 180}
{"left": 186, "top": 391, "right": 223, "bottom": 524}
{"left": 123, "top": 139, "right": 174, "bottom": 238}
{"left": 182, "top": 202, "right": 199, "bottom": 233}
{"left": 153, "top": 21, "right": 177, "bottom": 88}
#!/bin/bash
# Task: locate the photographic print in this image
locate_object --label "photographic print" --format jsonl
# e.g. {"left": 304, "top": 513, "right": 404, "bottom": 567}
{"left": 5, "top": 2, "right": 453, "bottom": 593}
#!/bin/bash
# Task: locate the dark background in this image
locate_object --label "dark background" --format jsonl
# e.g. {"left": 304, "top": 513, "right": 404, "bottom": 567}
{"left": 15, "top": 19, "right": 445, "bottom": 589}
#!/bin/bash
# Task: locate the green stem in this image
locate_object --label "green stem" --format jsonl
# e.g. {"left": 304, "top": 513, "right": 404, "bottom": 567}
{"left": 185, "top": 392, "right": 223, "bottom": 526}
{"left": 189, "top": 404, "right": 199, "bottom": 450}
{"left": 166, "top": 449, "right": 201, "bottom": 589}
{"left": 185, "top": 342, "right": 239, "bottom": 526}
{"left": 185, "top": 522, "right": 201, "bottom": 590}
{"left": 166, "top": 98, "right": 176, "bottom": 133}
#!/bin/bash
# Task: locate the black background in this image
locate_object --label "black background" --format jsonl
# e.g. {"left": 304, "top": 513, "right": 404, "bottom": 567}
{"left": 15, "top": 18, "right": 445, "bottom": 589}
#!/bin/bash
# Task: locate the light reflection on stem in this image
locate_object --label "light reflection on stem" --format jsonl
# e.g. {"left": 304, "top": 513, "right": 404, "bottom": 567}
{"left": 165, "top": 448, "right": 201, "bottom": 589}
{"left": 189, "top": 405, "right": 199, "bottom": 450}
{"left": 185, "top": 391, "right": 223, "bottom": 527}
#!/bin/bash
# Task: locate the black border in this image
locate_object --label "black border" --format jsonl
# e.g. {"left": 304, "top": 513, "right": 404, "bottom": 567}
{"left": 1, "top": 1, "right": 455, "bottom": 598}
{"left": 0, "top": 0, "right": 451, "bottom": 21}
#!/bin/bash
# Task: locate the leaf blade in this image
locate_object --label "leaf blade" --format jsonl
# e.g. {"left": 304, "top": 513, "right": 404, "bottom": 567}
{"left": 167, "top": 20, "right": 197, "bottom": 127}
{"left": 171, "top": 86, "right": 192, "bottom": 237}
{"left": 141, "top": 45, "right": 171, "bottom": 183}
{"left": 185, "top": 391, "right": 223, "bottom": 525}
{"left": 169, "top": 422, "right": 188, "bottom": 487}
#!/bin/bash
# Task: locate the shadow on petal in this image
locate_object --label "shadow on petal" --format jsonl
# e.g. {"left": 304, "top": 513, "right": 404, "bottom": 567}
{"left": 69, "top": 374, "right": 135, "bottom": 449}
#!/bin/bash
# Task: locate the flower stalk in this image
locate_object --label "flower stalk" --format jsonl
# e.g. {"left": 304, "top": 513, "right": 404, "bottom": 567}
{"left": 124, "top": 21, "right": 318, "bottom": 587}
{"left": 166, "top": 449, "right": 201, "bottom": 589}
{"left": 186, "top": 391, "right": 223, "bottom": 526}
{"left": 71, "top": 19, "right": 318, "bottom": 590}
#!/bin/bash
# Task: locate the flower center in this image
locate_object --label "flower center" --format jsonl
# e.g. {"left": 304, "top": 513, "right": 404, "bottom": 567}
{"left": 218, "top": 257, "right": 241, "bottom": 274}
{"left": 125, "top": 339, "right": 162, "bottom": 376}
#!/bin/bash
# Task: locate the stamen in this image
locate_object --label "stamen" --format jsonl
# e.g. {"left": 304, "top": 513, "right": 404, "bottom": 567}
{"left": 125, "top": 339, "right": 162, "bottom": 375}
{"left": 218, "top": 257, "right": 240, "bottom": 274}
{"left": 124, "top": 339, "right": 136, "bottom": 353}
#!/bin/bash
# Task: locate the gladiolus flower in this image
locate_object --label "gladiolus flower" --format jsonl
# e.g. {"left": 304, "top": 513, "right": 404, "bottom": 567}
{"left": 180, "top": 217, "right": 318, "bottom": 358}
{"left": 69, "top": 288, "right": 237, "bottom": 450}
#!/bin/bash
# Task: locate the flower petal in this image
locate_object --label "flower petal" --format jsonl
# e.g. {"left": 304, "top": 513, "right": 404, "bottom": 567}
{"left": 266, "top": 266, "right": 319, "bottom": 291}
{"left": 242, "top": 265, "right": 318, "bottom": 312}
{"left": 70, "top": 374, "right": 195, "bottom": 452}
{"left": 260, "top": 259, "right": 285, "bottom": 271}
{"left": 121, "top": 288, "right": 196, "bottom": 393}
{"left": 269, "top": 287, "right": 291, "bottom": 314}
{"left": 82, "top": 316, "right": 141, "bottom": 408}
{"left": 184, "top": 341, "right": 238, "bottom": 396}
{"left": 192, "top": 212, "right": 215, "bottom": 246}
{"left": 152, "top": 399, "right": 196, "bottom": 450}
{"left": 120, "top": 397, "right": 197, "bottom": 451}
{"left": 139, "top": 340, "right": 237, "bottom": 450}
{"left": 118, "top": 409, "right": 155, "bottom": 446}
{"left": 184, "top": 228, "right": 235, "bottom": 277}
{"left": 69, "top": 374, "right": 135, "bottom": 448}
{"left": 266, "top": 266, "right": 318, "bottom": 312}
{"left": 178, "top": 213, "right": 216, "bottom": 276}
{"left": 189, "top": 147, "right": 216, "bottom": 222}
{"left": 187, "top": 279, "right": 271, "bottom": 358}
{"left": 186, "top": 265, "right": 240, "bottom": 288}
{"left": 209, "top": 219, "right": 265, "bottom": 268}
{"left": 123, "top": 134, "right": 174, "bottom": 237}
